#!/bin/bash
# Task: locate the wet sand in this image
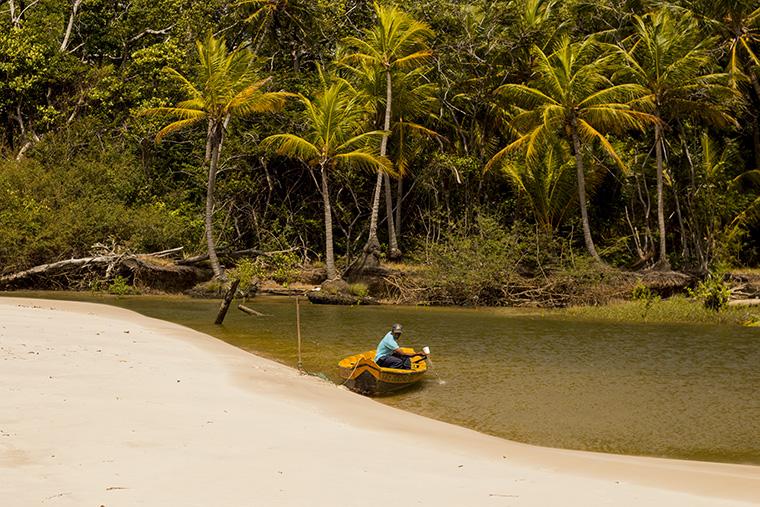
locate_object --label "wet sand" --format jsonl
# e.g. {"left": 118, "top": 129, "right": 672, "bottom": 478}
{"left": 1, "top": 297, "right": 758, "bottom": 506}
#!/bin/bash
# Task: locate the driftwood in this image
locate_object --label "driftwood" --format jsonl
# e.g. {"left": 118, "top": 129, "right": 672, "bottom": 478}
{"left": 0, "top": 248, "right": 210, "bottom": 292}
{"left": 238, "top": 304, "right": 266, "bottom": 316}
{"left": 306, "top": 290, "right": 378, "bottom": 306}
{"left": 728, "top": 299, "right": 760, "bottom": 307}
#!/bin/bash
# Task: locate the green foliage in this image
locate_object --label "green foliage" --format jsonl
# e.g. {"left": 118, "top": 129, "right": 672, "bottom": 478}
{"left": 2, "top": 0, "right": 760, "bottom": 297}
{"left": 227, "top": 252, "right": 300, "bottom": 290}
{"left": 0, "top": 143, "right": 202, "bottom": 274}
{"left": 689, "top": 273, "right": 731, "bottom": 311}
{"left": 348, "top": 282, "right": 369, "bottom": 297}
{"left": 226, "top": 257, "right": 265, "bottom": 292}
{"left": 631, "top": 280, "right": 656, "bottom": 301}
{"left": 267, "top": 252, "right": 300, "bottom": 284}
{"left": 631, "top": 279, "right": 661, "bottom": 317}
{"left": 418, "top": 215, "right": 538, "bottom": 305}
{"left": 107, "top": 275, "right": 138, "bottom": 296}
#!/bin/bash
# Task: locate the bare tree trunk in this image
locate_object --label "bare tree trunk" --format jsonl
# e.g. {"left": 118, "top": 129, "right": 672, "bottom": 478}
{"left": 672, "top": 184, "right": 688, "bottom": 259}
{"left": 750, "top": 73, "right": 760, "bottom": 168}
{"left": 9, "top": 1, "right": 19, "bottom": 27}
{"left": 206, "top": 121, "right": 224, "bottom": 279}
{"left": 60, "top": 0, "right": 83, "bottom": 52}
{"left": 362, "top": 68, "right": 394, "bottom": 268}
{"left": 655, "top": 122, "right": 670, "bottom": 270}
{"left": 384, "top": 172, "right": 400, "bottom": 259}
{"left": 570, "top": 119, "right": 602, "bottom": 264}
{"left": 362, "top": 172, "right": 383, "bottom": 267}
{"left": 382, "top": 69, "right": 400, "bottom": 259}
{"left": 395, "top": 176, "right": 403, "bottom": 244}
{"left": 320, "top": 160, "right": 338, "bottom": 280}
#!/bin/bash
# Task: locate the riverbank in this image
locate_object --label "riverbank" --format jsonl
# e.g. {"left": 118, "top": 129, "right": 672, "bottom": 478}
{"left": 1, "top": 297, "right": 759, "bottom": 506}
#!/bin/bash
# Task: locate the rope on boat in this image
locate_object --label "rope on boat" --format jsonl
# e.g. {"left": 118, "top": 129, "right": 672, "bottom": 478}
{"left": 339, "top": 359, "right": 362, "bottom": 386}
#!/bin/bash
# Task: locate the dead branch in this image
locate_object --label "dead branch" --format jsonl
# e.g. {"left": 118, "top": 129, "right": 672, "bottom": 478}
{"left": 238, "top": 304, "right": 266, "bottom": 316}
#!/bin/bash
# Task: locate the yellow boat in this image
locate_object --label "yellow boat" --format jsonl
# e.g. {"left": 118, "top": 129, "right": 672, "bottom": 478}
{"left": 338, "top": 348, "right": 427, "bottom": 396}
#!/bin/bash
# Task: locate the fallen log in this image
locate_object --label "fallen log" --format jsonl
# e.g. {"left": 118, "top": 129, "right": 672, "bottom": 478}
{"left": 0, "top": 251, "right": 210, "bottom": 292}
{"left": 306, "top": 290, "right": 378, "bottom": 306}
{"left": 0, "top": 255, "right": 119, "bottom": 285}
{"left": 728, "top": 298, "right": 760, "bottom": 307}
{"left": 238, "top": 304, "right": 266, "bottom": 316}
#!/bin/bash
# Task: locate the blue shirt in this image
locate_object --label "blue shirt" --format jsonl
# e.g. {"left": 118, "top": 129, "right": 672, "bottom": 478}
{"left": 374, "top": 332, "right": 399, "bottom": 362}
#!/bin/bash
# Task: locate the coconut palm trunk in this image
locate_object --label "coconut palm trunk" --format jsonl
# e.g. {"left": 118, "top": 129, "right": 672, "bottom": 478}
{"left": 395, "top": 176, "right": 403, "bottom": 242}
{"left": 364, "top": 68, "right": 397, "bottom": 264}
{"left": 364, "top": 172, "right": 384, "bottom": 264}
{"left": 384, "top": 171, "right": 400, "bottom": 258}
{"left": 383, "top": 70, "right": 401, "bottom": 259}
{"left": 141, "top": 34, "right": 290, "bottom": 282}
{"left": 750, "top": 73, "right": 760, "bottom": 167}
{"left": 206, "top": 120, "right": 225, "bottom": 279}
{"left": 343, "top": 4, "right": 432, "bottom": 268}
{"left": 654, "top": 121, "right": 670, "bottom": 270}
{"left": 319, "top": 159, "right": 338, "bottom": 280}
{"left": 570, "top": 118, "right": 602, "bottom": 263}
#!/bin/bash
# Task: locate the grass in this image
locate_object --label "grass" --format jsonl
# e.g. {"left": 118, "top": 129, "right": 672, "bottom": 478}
{"left": 556, "top": 296, "right": 760, "bottom": 326}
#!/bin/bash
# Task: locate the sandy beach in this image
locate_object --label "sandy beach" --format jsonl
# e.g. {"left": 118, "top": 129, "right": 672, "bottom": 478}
{"left": 1, "top": 297, "right": 758, "bottom": 506}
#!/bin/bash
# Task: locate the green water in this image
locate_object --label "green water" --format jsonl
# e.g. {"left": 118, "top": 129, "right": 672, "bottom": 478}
{"left": 5, "top": 292, "right": 760, "bottom": 465}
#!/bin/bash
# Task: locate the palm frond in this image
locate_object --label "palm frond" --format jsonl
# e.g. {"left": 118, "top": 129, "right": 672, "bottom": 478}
{"left": 576, "top": 119, "right": 627, "bottom": 172}
{"left": 261, "top": 133, "right": 320, "bottom": 160}
{"left": 335, "top": 150, "right": 394, "bottom": 175}
{"left": 140, "top": 107, "right": 207, "bottom": 120}
{"left": 154, "top": 118, "right": 204, "bottom": 143}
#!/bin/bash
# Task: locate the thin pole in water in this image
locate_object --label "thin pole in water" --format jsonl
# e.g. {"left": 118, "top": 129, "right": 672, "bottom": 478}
{"left": 296, "top": 295, "right": 302, "bottom": 372}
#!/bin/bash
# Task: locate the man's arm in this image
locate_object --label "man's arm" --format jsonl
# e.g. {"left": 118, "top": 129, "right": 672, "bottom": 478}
{"left": 392, "top": 347, "right": 426, "bottom": 358}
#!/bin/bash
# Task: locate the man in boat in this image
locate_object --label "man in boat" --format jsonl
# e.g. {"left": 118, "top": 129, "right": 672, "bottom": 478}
{"left": 374, "top": 323, "right": 423, "bottom": 369}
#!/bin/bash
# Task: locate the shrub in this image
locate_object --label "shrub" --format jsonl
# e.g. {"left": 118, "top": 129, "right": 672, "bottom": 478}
{"left": 348, "top": 282, "right": 369, "bottom": 298}
{"left": 689, "top": 274, "right": 730, "bottom": 311}
{"left": 107, "top": 275, "right": 138, "bottom": 295}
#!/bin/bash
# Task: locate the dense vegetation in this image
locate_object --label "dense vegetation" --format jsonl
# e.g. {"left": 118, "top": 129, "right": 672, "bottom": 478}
{"left": 1, "top": 0, "right": 759, "bottom": 300}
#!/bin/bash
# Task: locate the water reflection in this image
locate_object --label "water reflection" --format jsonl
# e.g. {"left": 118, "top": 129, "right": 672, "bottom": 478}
{"left": 5, "top": 292, "right": 759, "bottom": 465}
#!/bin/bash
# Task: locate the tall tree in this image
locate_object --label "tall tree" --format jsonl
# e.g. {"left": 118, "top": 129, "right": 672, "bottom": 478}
{"left": 620, "top": 8, "right": 735, "bottom": 269}
{"left": 487, "top": 36, "right": 655, "bottom": 263}
{"left": 141, "top": 34, "right": 290, "bottom": 278}
{"left": 684, "top": 0, "right": 760, "bottom": 165}
{"left": 261, "top": 77, "right": 391, "bottom": 280}
{"left": 339, "top": 2, "right": 433, "bottom": 265}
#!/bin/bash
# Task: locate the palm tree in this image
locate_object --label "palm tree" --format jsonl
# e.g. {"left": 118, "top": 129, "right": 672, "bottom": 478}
{"left": 498, "top": 137, "right": 579, "bottom": 232}
{"left": 684, "top": 0, "right": 760, "bottom": 165}
{"left": 141, "top": 34, "right": 290, "bottom": 279}
{"left": 261, "top": 78, "right": 391, "bottom": 280}
{"left": 387, "top": 68, "right": 441, "bottom": 243}
{"left": 354, "top": 65, "right": 440, "bottom": 248}
{"left": 684, "top": 0, "right": 760, "bottom": 93}
{"left": 339, "top": 2, "right": 433, "bottom": 264}
{"left": 236, "top": 0, "right": 315, "bottom": 69}
{"left": 620, "top": 8, "right": 736, "bottom": 269}
{"left": 487, "top": 36, "right": 655, "bottom": 263}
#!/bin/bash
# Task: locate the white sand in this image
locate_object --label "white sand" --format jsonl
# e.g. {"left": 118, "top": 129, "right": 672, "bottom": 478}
{"left": 0, "top": 297, "right": 758, "bottom": 506}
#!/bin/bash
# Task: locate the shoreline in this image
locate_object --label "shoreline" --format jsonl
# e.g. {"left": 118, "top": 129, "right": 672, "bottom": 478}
{"left": 1, "top": 297, "right": 759, "bottom": 506}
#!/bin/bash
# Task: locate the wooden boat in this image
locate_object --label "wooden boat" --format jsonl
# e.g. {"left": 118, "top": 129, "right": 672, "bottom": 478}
{"left": 338, "top": 347, "right": 427, "bottom": 396}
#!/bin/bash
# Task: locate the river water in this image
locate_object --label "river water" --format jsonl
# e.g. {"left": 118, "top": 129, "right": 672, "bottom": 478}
{"left": 6, "top": 292, "right": 760, "bottom": 465}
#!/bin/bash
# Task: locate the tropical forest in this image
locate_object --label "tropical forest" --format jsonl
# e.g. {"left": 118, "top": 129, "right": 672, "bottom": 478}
{"left": 2, "top": 0, "right": 760, "bottom": 315}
